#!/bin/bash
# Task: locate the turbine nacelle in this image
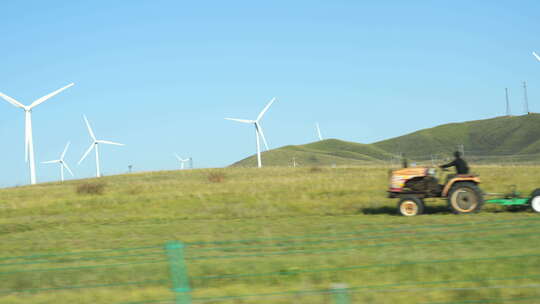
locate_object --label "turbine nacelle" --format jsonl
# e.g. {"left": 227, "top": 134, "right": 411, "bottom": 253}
{"left": 0, "top": 83, "right": 75, "bottom": 185}
{"left": 225, "top": 97, "right": 277, "bottom": 168}
{"left": 174, "top": 154, "right": 191, "bottom": 169}
{"left": 78, "top": 115, "right": 125, "bottom": 177}
{"left": 42, "top": 142, "right": 74, "bottom": 181}
{"left": 0, "top": 83, "right": 74, "bottom": 111}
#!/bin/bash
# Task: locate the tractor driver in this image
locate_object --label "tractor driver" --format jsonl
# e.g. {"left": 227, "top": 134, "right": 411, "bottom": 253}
{"left": 440, "top": 151, "right": 469, "bottom": 175}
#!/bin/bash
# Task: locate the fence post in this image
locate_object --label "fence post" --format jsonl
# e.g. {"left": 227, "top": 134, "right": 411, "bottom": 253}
{"left": 331, "top": 283, "right": 350, "bottom": 304}
{"left": 165, "top": 241, "right": 191, "bottom": 304}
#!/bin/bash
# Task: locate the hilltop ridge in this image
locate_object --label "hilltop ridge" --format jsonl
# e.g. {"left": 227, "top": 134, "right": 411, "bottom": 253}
{"left": 232, "top": 114, "right": 540, "bottom": 167}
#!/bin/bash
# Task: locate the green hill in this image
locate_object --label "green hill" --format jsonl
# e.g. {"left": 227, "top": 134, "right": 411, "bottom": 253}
{"left": 374, "top": 114, "right": 540, "bottom": 160}
{"left": 230, "top": 139, "right": 395, "bottom": 167}
{"left": 232, "top": 114, "right": 540, "bottom": 167}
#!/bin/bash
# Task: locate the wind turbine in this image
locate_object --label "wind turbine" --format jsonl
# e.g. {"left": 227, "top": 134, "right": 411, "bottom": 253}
{"left": 225, "top": 97, "right": 276, "bottom": 168}
{"left": 78, "top": 115, "right": 125, "bottom": 177}
{"left": 316, "top": 122, "right": 323, "bottom": 141}
{"left": 533, "top": 51, "right": 540, "bottom": 62}
{"left": 42, "top": 142, "right": 74, "bottom": 182}
{"left": 0, "top": 83, "right": 74, "bottom": 185}
{"left": 174, "top": 154, "right": 190, "bottom": 169}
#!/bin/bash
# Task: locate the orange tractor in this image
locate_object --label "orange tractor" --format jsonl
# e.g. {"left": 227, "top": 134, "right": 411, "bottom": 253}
{"left": 388, "top": 167, "right": 484, "bottom": 216}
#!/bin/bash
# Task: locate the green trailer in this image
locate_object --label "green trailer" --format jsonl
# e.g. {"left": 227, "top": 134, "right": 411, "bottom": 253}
{"left": 485, "top": 187, "right": 540, "bottom": 212}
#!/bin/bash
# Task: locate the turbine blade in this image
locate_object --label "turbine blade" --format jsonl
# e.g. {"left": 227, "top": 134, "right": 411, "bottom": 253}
{"left": 256, "top": 122, "right": 270, "bottom": 151}
{"left": 257, "top": 97, "right": 276, "bottom": 121}
{"left": 97, "top": 140, "right": 124, "bottom": 146}
{"left": 42, "top": 160, "right": 60, "bottom": 164}
{"left": 225, "top": 118, "right": 255, "bottom": 124}
{"left": 78, "top": 143, "right": 95, "bottom": 165}
{"left": 0, "top": 92, "right": 26, "bottom": 109}
{"left": 533, "top": 52, "right": 540, "bottom": 62}
{"left": 29, "top": 83, "right": 74, "bottom": 109}
{"left": 174, "top": 153, "right": 182, "bottom": 161}
{"left": 61, "top": 142, "right": 71, "bottom": 159}
{"left": 63, "top": 162, "right": 74, "bottom": 176}
{"left": 83, "top": 115, "right": 96, "bottom": 140}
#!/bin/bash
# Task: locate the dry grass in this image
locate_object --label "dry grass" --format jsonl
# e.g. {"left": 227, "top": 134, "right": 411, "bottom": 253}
{"left": 207, "top": 171, "right": 226, "bottom": 183}
{"left": 75, "top": 182, "right": 106, "bottom": 195}
{"left": 309, "top": 166, "right": 324, "bottom": 173}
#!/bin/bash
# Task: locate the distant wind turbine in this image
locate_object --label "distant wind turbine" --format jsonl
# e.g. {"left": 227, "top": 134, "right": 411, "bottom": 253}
{"left": 316, "top": 122, "right": 323, "bottom": 141}
{"left": 174, "top": 154, "right": 190, "bottom": 169}
{"left": 533, "top": 51, "right": 540, "bottom": 62}
{"left": 225, "top": 97, "right": 276, "bottom": 168}
{"left": 0, "top": 83, "right": 74, "bottom": 185}
{"left": 42, "top": 142, "right": 74, "bottom": 182}
{"left": 78, "top": 115, "right": 125, "bottom": 177}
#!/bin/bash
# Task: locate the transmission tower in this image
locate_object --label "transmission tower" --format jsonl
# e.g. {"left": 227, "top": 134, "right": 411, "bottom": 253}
{"left": 505, "top": 88, "right": 511, "bottom": 116}
{"left": 523, "top": 81, "right": 530, "bottom": 114}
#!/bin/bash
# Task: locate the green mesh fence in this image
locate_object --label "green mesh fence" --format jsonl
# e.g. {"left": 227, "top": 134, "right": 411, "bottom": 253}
{"left": 2, "top": 217, "right": 540, "bottom": 303}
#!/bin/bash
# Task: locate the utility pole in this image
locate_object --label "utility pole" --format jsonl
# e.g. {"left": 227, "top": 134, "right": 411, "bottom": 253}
{"left": 505, "top": 88, "right": 511, "bottom": 116}
{"left": 523, "top": 81, "right": 530, "bottom": 114}
{"left": 395, "top": 152, "right": 403, "bottom": 167}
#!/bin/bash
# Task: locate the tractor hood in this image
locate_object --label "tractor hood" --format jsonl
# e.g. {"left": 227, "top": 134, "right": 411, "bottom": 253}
{"left": 390, "top": 167, "right": 429, "bottom": 192}
{"left": 392, "top": 167, "right": 429, "bottom": 176}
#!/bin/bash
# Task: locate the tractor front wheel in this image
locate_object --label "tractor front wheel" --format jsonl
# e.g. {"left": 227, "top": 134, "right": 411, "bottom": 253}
{"left": 448, "top": 182, "right": 484, "bottom": 214}
{"left": 398, "top": 196, "right": 424, "bottom": 216}
{"left": 529, "top": 188, "right": 540, "bottom": 213}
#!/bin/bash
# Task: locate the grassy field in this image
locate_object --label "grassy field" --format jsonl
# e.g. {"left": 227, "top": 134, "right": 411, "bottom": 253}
{"left": 1, "top": 166, "right": 540, "bottom": 303}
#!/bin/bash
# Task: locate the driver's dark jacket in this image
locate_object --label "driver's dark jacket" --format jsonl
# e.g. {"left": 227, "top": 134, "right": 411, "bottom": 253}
{"left": 441, "top": 158, "right": 469, "bottom": 174}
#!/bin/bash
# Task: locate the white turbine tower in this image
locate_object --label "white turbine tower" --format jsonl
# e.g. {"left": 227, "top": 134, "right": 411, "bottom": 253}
{"left": 533, "top": 51, "right": 540, "bottom": 62}
{"left": 0, "top": 83, "right": 74, "bottom": 185}
{"left": 174, "top": 154, "right": 190, "bottom": 169}
{"left": 78, "top": 115, "right": 125, "bottom": 178}
{"left": 316, "top": 122, "right": 323, "bottom": 141}
{"left": 225, "top": 97, "right": 276, "bottom": 168}
{"left": 42, "top": 142, "right": 74, "bottom": 182}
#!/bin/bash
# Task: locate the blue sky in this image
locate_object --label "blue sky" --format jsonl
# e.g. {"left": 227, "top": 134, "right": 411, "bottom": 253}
{"left": 1, "top": 1, "right": 539, "bottom": 186}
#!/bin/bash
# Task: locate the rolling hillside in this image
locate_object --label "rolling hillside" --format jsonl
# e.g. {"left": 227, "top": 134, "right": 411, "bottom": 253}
{"left": 232, "top": 114, "right": 540, "bottom": 167}
{"left": 374, "top": 113, "right": 540, "bottom": 159}
{"left": 230, "top": 139, "right": 395, "bottom": 167}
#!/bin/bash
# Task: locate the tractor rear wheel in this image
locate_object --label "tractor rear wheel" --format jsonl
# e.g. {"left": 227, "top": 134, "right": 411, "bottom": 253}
{"left": 398, "top": 196, "right": 424, "bottom": 216}
{"left": 448, "top": 182, "right": 484, "bottom": 214}
{"left": 528, "top": 188, "right": 540, "bottom": 213}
